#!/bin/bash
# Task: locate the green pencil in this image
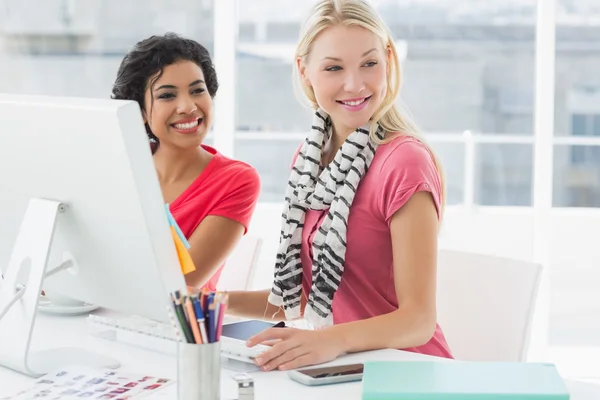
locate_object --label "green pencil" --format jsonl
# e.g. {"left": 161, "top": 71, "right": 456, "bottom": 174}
{"left": 172, "top": 291, "right": 194, "bottom": 343}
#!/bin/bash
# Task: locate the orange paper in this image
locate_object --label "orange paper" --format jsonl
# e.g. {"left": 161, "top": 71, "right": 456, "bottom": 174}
{"left": 171, "top": 226, "right": 196, "bottom": 274}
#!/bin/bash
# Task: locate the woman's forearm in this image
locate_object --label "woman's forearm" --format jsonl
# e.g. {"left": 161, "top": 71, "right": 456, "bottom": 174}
{"left": 329, "top": 305, "right": 437, "bottom": 354}
{"left": 226, "top": 289, "right": 286, "bottom": 321}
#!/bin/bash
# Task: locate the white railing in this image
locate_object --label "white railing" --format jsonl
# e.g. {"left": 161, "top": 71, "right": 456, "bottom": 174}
{"left": 233, "top": 129, "right": 600, "bottom": 208}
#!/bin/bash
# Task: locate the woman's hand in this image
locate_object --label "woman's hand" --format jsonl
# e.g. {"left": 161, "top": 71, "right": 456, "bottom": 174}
{"left": 246, "top": 327, "right": 345, "bottom": 372}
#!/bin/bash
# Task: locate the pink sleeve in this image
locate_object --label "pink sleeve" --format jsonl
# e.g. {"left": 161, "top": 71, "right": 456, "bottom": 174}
{"left": 378, "top": 140, "right": 443, "bottom": 225}
{"left": 209, "top": 165, "right": 261, "bottom": 234}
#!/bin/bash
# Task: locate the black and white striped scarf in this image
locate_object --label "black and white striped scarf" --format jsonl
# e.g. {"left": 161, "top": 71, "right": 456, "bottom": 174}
{"left": 268, "top": 109, "right": 384, "bottom": 328}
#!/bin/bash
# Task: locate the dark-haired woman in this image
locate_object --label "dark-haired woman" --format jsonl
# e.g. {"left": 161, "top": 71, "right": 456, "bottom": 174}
{"left": 112, "top": 33, "right": 260, "bottom": 291}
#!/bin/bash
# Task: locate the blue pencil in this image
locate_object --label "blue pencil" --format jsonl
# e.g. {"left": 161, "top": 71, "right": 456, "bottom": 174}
{"left": 192, "top": 296, "right": 209, "bottom": 344}
{"left": 206, "top": 293, "right": 216, "bottom": 343}
{"left": 164, "top": 204, "right": 190, "bottom": 249}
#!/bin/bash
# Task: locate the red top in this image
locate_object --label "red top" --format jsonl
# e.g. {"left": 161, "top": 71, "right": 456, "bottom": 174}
{"left": 298, "top": 136, "right": 453, "bottom": 359}
{"left": 169, "top": 145, "right": 261, "bottom": 291}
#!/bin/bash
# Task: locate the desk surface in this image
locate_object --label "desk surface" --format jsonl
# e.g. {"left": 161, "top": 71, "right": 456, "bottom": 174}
{"left": 1, "top": 310, "right": 599, "bottom": 400}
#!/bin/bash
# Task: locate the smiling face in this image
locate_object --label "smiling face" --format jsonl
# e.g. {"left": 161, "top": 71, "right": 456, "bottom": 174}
{"left": 143, "top": 60, "right": 212, "bottom": 151}
{"left": 298, "top": 25, "right": 388, "bottom": 137}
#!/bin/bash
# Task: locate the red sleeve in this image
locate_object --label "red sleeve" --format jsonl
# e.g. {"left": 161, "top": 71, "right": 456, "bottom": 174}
{"left": 378, "top": 139, "right": 443, "bottom": 225}
{"left": 208, "top": 164, "right": 261, "bottom": 234}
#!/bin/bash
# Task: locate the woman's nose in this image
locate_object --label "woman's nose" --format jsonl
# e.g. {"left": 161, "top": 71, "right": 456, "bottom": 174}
{"left": 177, "top": 96, "right": 197, "bottom": 114}
{"left": 343, "top": 70, "right": 365, "bottom": 94}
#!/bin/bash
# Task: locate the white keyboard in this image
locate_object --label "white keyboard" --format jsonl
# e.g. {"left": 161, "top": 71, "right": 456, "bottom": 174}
{"left": 87, "top": 314, "right": 178, "bottom": 355}
{"left": 86, "top": 314, "right": 269, "bottom": 363}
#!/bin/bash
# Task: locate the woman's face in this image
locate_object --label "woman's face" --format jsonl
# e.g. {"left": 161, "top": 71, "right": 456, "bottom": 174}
{"left": 299, "top": 25, "right": 388, "bottom": 136}
{"left": 143, "top": 60, "right": 212, "bottom": 151}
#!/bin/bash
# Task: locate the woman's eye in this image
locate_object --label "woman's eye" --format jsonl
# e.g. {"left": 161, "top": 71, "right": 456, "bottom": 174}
{"left": 325, "top": 66, "right": 342, "bottom": 72}
{"left": 192, "top": 88, "right": 205, "bottom": 95}
{"left": 158, "top": 93, "right": 175, "bottom": 99}
{"left": 364, "top": 61, "right": 378, "bottom": 67}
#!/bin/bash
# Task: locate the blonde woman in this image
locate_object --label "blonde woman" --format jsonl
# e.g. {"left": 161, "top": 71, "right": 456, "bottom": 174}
{"left": 227, "top": 0, "right": 453, "bottom": 371}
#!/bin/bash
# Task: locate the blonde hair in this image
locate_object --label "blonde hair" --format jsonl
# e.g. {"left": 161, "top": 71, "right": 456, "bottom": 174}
{"left": 293, "top": 0, "right": 447, "bottom": 212}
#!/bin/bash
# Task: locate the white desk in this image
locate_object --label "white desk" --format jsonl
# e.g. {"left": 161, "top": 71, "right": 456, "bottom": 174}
{"left": 1, "top": 310, "right": 599, "bottom": 400}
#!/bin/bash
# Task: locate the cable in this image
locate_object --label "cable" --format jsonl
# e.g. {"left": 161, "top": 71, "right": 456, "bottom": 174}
{"left": 0, "top": 259, "right": 74, "bottom": 321}
{"left": 0, "top": 283, "right": 26, "bottom": 320}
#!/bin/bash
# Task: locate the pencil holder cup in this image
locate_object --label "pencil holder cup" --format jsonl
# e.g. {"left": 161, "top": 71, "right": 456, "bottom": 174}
{"left": 177, "top": 341, "right": 221, "bottom": 400}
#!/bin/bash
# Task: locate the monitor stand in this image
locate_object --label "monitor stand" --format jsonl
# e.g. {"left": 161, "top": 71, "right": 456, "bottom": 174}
{"left": 0, "top": 198, "right": 120, "bottom": 377}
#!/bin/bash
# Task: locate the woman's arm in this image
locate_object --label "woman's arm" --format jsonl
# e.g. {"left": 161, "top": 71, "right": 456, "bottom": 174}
{"left": 184, "top": 215, "right": 245, "bottom": 288}
{"left": 184, "top": 166, "right": 261, "bottom": 288}
{"left": 227, "top": 289, "right": 308, "bottom": 321}
{"left": 328, "top": 190, "right": 438, "bottom": 352}
{"left": 246, "top": 191, "right": 439, "bottom": 371}
{"left": 226, "top": 290, "right": 283, "bottom": 321}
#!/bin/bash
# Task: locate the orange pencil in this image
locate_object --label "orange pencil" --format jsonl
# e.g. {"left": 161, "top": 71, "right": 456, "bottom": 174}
{"left": 185, "top": 296, "right": 202, "bottom": 344}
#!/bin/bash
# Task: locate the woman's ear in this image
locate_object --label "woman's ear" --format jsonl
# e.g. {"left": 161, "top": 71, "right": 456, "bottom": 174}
{"left": 297, "top": 57, "right": 311, "bottom": 87}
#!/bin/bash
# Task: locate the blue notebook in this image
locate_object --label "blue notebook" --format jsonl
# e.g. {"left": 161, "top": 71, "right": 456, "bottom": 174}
{"left": 362, "top": 361, "right": 570, "bottom": 400}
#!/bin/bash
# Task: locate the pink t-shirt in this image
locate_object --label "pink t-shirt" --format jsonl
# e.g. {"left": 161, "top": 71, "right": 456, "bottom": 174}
{"left": 298, "top": 136, "right": 453, "bottom": 359}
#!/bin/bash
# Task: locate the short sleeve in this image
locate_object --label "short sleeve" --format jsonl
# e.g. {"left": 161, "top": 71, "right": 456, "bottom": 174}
{"left": 208, "top": 164, "right": 261, "bottom": 233}
{"left": 378, "top": 139, "right": 442, "bottom": 225}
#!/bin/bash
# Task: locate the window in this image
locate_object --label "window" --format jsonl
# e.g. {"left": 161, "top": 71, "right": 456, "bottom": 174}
{"left": 234, "top": 0, "right": 536, "bottom": 206}
{"left": 0, "top": 0, "right": 214, "bottom": 98}
{"left": 569, "top": 114, "right": 600, "bottom": 165}
{"left": 549, "top": 4, "right": 600, "bottom": 376}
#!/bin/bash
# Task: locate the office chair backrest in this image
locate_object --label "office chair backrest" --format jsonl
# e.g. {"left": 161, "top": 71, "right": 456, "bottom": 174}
{"left": 436, "top": 249, "right": 543, "bottom": 362}
{"left": 217, "top": 234, "right": 263, "bottom": 291}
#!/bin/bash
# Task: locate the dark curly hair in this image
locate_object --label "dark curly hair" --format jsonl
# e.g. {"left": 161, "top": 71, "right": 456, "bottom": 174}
{"left": 111, "top": 32, "right": 218, "bottom": 154}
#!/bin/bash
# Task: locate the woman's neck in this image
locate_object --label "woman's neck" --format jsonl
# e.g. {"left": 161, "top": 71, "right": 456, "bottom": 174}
{"left": 330, "top": 121, "right": 357, "bottom": 150}
{"left": 153, "top": 144, "right": 212, "bottom": 185}
{"left": 321, "top": 123, "right": 355, "bottom": 166}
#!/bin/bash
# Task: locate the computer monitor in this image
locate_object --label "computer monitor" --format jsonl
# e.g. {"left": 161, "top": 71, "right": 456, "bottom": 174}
{"left": 0, "top": 94, "right": 187, "bottom": 377}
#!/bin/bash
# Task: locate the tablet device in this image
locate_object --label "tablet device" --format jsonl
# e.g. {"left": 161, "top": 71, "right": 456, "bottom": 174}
{"left": 220, "top": 320, "right": 285, "bottom": 364}
{"left": 221, "top": 320, "right": 279, "bottom": 340}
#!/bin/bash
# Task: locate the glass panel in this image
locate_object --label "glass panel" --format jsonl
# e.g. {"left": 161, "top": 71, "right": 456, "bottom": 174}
{"left": 555, "top": 19, "right": 600, "bottom": 138}
{"left": 236, "top": 0, "right": 317, "bottom": 133}
{"left": 553, "top": 145, "right": 600, "bottom": 208}
{"left": 571, "top": 114, "right": 590, "bottom": 137}
{"left": 594, "top": 115, "right": 600, "bottom": 137}
{"left": 0, "top": 0, "right": 214, "bottom": 98}
{"left": 237, "top": 0, "right": 536, "bottom": 136}
{"left": 429, "top": 142, "right": 464, "bottom": 206}
{"left": 474, "top": 144, "right": 533, "bottom": 206}
{"left": 235, "top": 138, "right": 300, "bottom": 202}
{"left": 380, "top": 2, "right": 536, "bottom": 136}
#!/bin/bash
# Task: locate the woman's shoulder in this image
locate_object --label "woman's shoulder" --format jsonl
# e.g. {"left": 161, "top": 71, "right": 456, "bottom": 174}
{"left": 208, "top": 149, "right": 261, "bottom": 194}
{"left": 204, "top": 145, "right": 259, "bottom": 178}
{"left": 374, "top": 133, "right": 436, "bottom": 169}
{"left": 217, "top": 154, "right": 259, "bottom": 177}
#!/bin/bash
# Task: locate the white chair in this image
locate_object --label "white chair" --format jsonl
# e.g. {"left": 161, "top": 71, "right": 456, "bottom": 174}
{"left": 436, "top": 249, "right": 543, "bottom": 362}
{"left": 217, "top": 234, "right": 263, "bottom": 291}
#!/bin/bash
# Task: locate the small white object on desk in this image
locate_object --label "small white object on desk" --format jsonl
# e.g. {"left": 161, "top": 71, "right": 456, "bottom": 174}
{"left": 232, "top": 373, "right": 255, "bottom": 400}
